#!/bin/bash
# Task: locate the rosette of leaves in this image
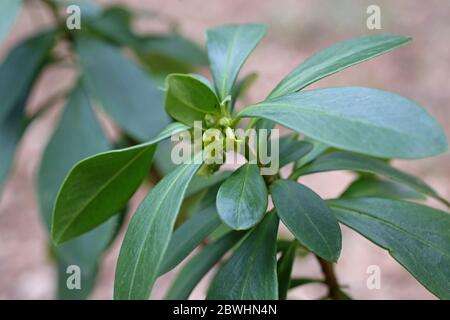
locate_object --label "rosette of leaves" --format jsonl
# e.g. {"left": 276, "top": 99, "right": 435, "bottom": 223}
{"left": 0, "top": 0, "right": 206, "bottom": 299}
{"left": 51, "top": 23, "right": 449, "bottom": 300}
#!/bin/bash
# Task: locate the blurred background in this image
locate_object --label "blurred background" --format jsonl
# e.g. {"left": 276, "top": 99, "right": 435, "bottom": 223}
{"left": 0, "top": 0, "right": 449, "bottom": 299}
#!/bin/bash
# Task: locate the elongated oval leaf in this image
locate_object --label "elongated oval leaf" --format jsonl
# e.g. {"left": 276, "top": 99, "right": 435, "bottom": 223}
{"left": 216, "top": 163, "right": 268, "bottom": 230}
{"left": 0, "top": 31, "right": 55, "bottom": 191}
{"left": 38, "top": 84, "right": 110, "bottom": 228}
{"left": 293, "top": 151, "right": 447, "bottom": 205}
{"left": 278, "top": 135, "right": 313, "bottom": 168}
{"left": 51, "top": 123, "right": 187, "bottom": 244}
{"left": 207, "top": 212, "right": 279, "bottom": 300}
{"left": 158, "top": 191, "right": 222, "bottom": 276}
{"left": 341, "top": 176, "right": 425, "bottom": 200}
{"left": 271, "top": 180, "right": 341, "bottom": 261}
{"left": 165, "top": 231, "right": 245, "bottom": 300}
{"left": 329, "top": 197, "right": 450, "bottom": 299}
{"left": 56, "top": 214, "right": 121, "bottom": 299}
{"left": 277, "top": 240, "right": 297, "bottom": 300}
{"left": 206, "top": 23, "right": 266, "bottom": 100}
{"left": 37, "top": 84, "right": 115, "bottom": 300}
{"left": 239, "top": 87, "right": 448, "bottom": 159}
{"left": 114, "top": 160, "right": 202, "bottom": 299}
{"left": 76, "top": 35, "right": 170, "bottom": 141}
{"left": 165, "top": 73, "right": 220, "bottom": 126}
{"left": 268, "top": 35, "right": 411, "bottom": 98}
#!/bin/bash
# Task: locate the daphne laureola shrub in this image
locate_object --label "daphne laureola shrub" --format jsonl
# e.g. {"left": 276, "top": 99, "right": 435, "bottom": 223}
{"left": 50, "top": 23, "right": 449, "bottom": 300}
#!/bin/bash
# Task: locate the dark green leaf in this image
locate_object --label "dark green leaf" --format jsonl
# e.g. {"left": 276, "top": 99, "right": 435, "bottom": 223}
{"left": 216, "top": 163, "right": 268, "bottom": 230}
{"left": 85, "top": 6, "right": 136, "bottom": 46}
{"left": 165, "top": 73, "right": 220, "bottom": 126}
{"left": 206, "top": 24, "right": 266, "bottom": 100}
{"left": 0, "top": 31, "right": 55, "bottom": 190}
{"left": 76, "top": 35, "right": 170, "bottom": 141}
{"left": 341, "top": 176, "right": 425, "bottom": 200}
{"left": 329, "top": 197, "right": 450, "bottom": 299}
{"left": 0, "top": 0, "right": 22, "bottom": 44}
{"left": 289, "top": 278, "right": 323, "bottom": 289}
{"left": 207, "top": 212, "right": 279, "bottom": 300}
{"left": 278, "top": 135, "right": 313, "bottom": 168}
{"left": 114, "top": 159, "right": 202, "bottom": 299}
{"left": 158, "top": 189, "right": 222, "bottom": 275}
{"left": 230, "top": 72, "right": 258, "bottom": 111}
{"left": 38, "top": 84, "right": 110, "bottom": 227}
{"left": 295, "top": 151, "right": 448, "bottom": 205}
{"left": 136, "top": 34, "right": 207, "bottom": 74}
{"left": 271, "top": 180, "right": 341, "bottom": 262}
{"left": 165, "top": 231, "right": 246, "bottom": 300}
{"left": 51, "top": 122, "right": 187, "bottom": 244}
{"left": 277, "top": 240, "right": 297, "bottom": 300}
{"left": 268, "top": 35, "right": 411, "bottom": 98}
{"left": 56, "top": 215, "right": 121, "bottom": 299}
{"left": 239, "top": 87, "right": 448, "bottom": 159}
{"left": 294, "top": 139, "right": 328, "bottom": 169}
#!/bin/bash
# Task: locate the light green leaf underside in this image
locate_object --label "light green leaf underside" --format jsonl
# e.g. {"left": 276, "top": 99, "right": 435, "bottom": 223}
{"left": 239, "top": 87, "right": 448, "bottom": 159}
{"left": 329, "top": 197, "right": 450, "bottom": 299}
{"left": 294, "top": 151, "right": 447, "bottom": 205}
{"left": 269, "top": 35, "right": 411, "bottom": 98}
{"left": 114, "top": 160, "right": 202, "bottom": 299}
{"left": 206, "top": 23, "right": 266, "bottom": 100}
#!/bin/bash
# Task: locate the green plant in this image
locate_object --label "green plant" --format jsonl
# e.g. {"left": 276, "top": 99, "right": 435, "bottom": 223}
{"left": 52, "top": 23, "right": 449, "bottom": 300}
{"left": 0, "top": 0, "right": 206, "bottom": 299}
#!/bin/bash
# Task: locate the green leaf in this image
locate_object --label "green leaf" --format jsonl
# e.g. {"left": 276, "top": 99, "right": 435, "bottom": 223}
{"left": 268, "top": 35, "right": 411, "bottom": 98}
{"left": 37, "top": 84, "right": 116, "bottom": 300}
{"left": 295, "top": 151, "right": 444, "bottom": 202}
{"left": 84, "top": 6, "right": 136, "bottom": 46}
{"left": 277, "top": 240, "right": 297, "bottom": 300}
{"left": 76, "top": 35, "right": 170, "bottom": 141}
{"left": 56, "top": 215, "right": 121, "bottom": 299}
{"left": 341, "top": 176, "right": 426, "bottom": 200}
{"left": 239, "top": 87, "right": 448, "bottom": 159}
{"left": 294, "top": 139, "right": 329, "bottom": 170}
{"left": 51, "top": 122, "right": 187, "bottom": 244}
{"left": 158, "top": 188, "right": 222, "bottom": 275}
{"left": 0, "top": 97, "right": 26, "bottom": 193}
{"left": 0, "top": 0, "right": 22, "bottom": 44}
{"left": 0, "top": 30, "right": 55, "bottom": 122}
{"left": 136, "top": 34, "right": 207, "bottom": 74}
{"left": 230, "top": 72, "right": 258, "bottom": 111}
{"left": 206, "top": 23, "right": 266, "bottom": 100}
{"left": 165, "top": 231, "right": 246, "bottom": 300}
{"left": 278, "top": 135, "right": 313, "bottom": 168}
{"left": 289, "top": 278, "right": 323, "bottom": 289}
{"left": 329, "top": 197, "right": 450, "bottom": 299}
{"left": 38, "top": 84, "right": 110, "bottom": 228}
{"left": 270, "top": 180, "right": 341, "bottom": 262}
{"left": 216, "top": 163, "right": 268, "bottom": 230}
{"left": 207, "top": 212, "right": 279, "bottom": 300}
{"left": 0, "top": 31, "right": 55, "bottom": 191}
{"left": 165, "top": 73, "right": 220, "bottom": 126}
{"left": 114, "top": 158, "right": 202, "bottom": 299}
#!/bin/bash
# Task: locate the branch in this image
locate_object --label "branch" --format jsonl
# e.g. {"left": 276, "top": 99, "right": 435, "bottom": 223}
{"left": 316, "top": 255, "right": 341, "bottom": 300}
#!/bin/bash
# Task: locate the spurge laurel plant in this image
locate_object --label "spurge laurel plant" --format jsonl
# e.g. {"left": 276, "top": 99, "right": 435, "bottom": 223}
{"left": 52, "top": 24, "right": 450, "bottom": 300}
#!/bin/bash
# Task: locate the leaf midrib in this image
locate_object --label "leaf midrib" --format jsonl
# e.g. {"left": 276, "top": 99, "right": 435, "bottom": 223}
{"left": 331, "top": 203, "right": 450, "bottom": 259}
{"left": 125, "top": 165, "right": 193, "bottom": 299}
{"left": 55, "top": 146, "right": 150, "bottom": 242}
{"left": 242, "top": 100, "right": 428, "bottom": 147}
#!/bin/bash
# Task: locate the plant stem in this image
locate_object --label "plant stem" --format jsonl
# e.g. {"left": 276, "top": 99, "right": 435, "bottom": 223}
{"left": 316, "top": 255, "right": 341, "bottom": 300}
